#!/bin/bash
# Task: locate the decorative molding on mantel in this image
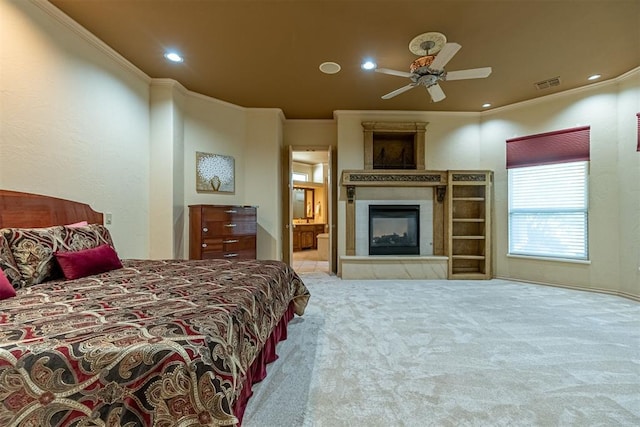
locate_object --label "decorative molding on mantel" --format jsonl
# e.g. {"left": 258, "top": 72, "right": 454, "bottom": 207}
{"left": 341, "top": 170, "right": 492, "bottom": 187}
{"left": 341, "top": 170, "right": 446, "bottom": 187}
{"left": 361, "top": 121, "right": 429, "bottom": 132}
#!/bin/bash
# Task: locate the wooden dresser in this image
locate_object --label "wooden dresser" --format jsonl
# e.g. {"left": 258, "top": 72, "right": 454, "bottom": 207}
{"left": 189, "top": 205, "right": 257, "bottom": 260}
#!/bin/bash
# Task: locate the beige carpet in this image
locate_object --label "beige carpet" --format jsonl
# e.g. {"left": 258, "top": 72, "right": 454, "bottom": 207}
{"left": 243, "top": 273, "right": 640, "bottom": 426}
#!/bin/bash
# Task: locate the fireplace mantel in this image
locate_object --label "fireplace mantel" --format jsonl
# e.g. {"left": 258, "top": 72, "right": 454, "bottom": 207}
{"left": 339, "top": 170, "right": 493, "bottom": 280}
{"left": 340, "top": 169, "right": 449, "bottom": 260}
{"left": 341, "top": 169, "right": 447, "bottom": 189}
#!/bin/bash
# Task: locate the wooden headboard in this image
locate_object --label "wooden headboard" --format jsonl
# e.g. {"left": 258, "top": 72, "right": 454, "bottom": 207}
{"left": 0, "top": 190, "right": 103, "bottom": 228}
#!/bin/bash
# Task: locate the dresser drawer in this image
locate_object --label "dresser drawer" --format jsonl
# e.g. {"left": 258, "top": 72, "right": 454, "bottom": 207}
{"left": 201, "top": 236, "right": 256, "bottom": 260}
{"left": 202, "top": 206, "right": 256, "bottom": 222}
{"left": 201, "top": 236, "right": 256, "bottom": 252}
{"left": 201, "top": 221, "right": 257, "bottom": 237}
{"left": 201, "top": 249, "right": 256, "bottom": 260}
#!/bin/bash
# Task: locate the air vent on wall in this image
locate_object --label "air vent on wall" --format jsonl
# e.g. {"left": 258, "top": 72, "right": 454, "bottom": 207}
{"left": 534, "top": 76, "right": 561, "bottom": 90}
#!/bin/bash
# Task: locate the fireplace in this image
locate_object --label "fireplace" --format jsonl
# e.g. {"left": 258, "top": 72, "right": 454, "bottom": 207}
{"left": 369, "top": 205, "right": 420, "bottom": 255}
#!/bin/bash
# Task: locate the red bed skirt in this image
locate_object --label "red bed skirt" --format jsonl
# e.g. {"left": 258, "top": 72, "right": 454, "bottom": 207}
{"left": 232, "top": 302, "right": 296, "bottom": 424}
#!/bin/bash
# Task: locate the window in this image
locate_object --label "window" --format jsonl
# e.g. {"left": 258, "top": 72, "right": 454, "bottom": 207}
{"left": 508, "top": 162, "right": 588, "bottom": 259}
{"left": 292, "top": 172, "right": 308, "bottom": 182}
{"left": 506, "top": 126, "right": 590, "bottom": 261}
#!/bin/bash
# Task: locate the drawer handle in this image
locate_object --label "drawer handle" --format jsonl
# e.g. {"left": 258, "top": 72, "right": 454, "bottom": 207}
{"left": 202, "top": 227, "right": 208, "bottom": 232}
{"left": 224, "top": 239, "right": 239, "bottom": 244}
{"left": 201, "top": 243, "right": 207, "bottom": 248}
{"left": 224, "top": 253, "right": 238, "bottom": 258}
{"left": 224, "top": 223, "right": 237, "bottom": 228}
{"left": 225, "top": 210, "right": 237, "bottom": 214}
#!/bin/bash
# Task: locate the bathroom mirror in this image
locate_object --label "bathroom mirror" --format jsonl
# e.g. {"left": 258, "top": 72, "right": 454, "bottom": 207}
{"left": 293, "top": 187, "right": 314, "bottom": 219}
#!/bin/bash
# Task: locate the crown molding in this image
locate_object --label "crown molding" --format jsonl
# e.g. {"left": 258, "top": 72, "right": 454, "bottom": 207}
{"left": 149, "top": 78, "right": 189, "bottom": 96}
{"left": 284, "top": 119, "right": 336, "bottom": 125}
{"left": 482, "top": 66, "right": 640, "bottom": 116}
{"left": 29, "top": 0, "right": 150, "bottom": 83}
{"left": 333, "top": 109, "right": 480, "bottom": 120}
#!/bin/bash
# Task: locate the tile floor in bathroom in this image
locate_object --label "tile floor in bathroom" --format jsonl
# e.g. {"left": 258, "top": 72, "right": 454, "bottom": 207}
{"left": 292, "top": 249, "right": 329, "bottom": 274}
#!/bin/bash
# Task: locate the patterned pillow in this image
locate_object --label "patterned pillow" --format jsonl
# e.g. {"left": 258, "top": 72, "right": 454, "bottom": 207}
{"left": 2, "top": 224, "right": 116, "bottom": 287}
{"left": 0, "top": 233, "right": 23, "bottom": 289}
{"left": 1, "top": 226, "right": 66, "bottom": 287}
{"left": 61, "top": 224, "right": 115, "bottom": 251}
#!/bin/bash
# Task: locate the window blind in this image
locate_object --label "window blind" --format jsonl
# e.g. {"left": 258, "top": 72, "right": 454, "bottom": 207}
{"left": 508, "top": 162, "right": 588, "bottom": 259}
{"left": 506, "top": 126, "right": 590, "bottom": 168}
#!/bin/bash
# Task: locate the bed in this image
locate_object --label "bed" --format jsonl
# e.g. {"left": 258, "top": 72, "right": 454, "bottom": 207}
{"left": 0, "top": 190, "right": 310, "bottom": 426}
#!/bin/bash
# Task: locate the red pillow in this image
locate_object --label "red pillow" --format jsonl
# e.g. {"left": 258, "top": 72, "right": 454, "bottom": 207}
{"left": 0, "top": 269, "right": 17, "bottom": 300}
{"left": 55, "top": 244, "right": 123, "bottom": 280}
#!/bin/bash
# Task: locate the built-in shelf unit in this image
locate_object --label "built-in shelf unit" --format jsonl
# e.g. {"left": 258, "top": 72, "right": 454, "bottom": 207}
{"left": 447, "top": 171, "right": 492, "bottom": 279}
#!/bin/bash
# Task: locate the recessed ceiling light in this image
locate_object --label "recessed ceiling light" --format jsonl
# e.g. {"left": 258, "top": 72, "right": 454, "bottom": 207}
{"left": 587, "top": 74, "right": 601, "bottom": 81}
{"left": 319, "top": 62, "right": 341, "bottom": 74}
{"left": 164, "top": 52, "right": 184, "bottom": 63}
{"left": 361, "top": 60, "right": 377, "bottom": 70}
{"left": 482, "top": 103, "right": 491, "bottom": 108}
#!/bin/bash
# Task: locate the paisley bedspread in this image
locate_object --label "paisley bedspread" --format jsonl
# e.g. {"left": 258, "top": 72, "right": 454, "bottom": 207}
{"left": 0, "top": 259, "right": 310, "bottom": 426}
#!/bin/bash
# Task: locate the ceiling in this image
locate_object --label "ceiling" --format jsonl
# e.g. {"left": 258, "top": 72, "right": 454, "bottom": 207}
{"left": 48, "top": 0, "right": 639, "bottom": 120}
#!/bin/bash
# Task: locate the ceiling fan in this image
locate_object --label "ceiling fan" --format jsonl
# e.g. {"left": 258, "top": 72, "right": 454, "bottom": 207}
{"left": 375, "top": 32, "right": 492, "bottom": 102}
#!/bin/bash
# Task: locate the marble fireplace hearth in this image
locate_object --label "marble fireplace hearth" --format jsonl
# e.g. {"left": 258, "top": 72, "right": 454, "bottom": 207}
{"left": 340, "top": 255, "right": 448, "bottom": 280}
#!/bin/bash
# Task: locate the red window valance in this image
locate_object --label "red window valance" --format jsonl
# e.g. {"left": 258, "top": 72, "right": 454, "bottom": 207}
{"left": 636, "top": 113, "right": 639, "bottom": 151}
{"left": 506, "top": 126, "right": 590, "bottom": 169}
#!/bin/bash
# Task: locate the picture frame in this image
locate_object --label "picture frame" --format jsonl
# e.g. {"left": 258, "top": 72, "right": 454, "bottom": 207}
{"left": 196, "top": 152, "right": 235, "bottom": 193}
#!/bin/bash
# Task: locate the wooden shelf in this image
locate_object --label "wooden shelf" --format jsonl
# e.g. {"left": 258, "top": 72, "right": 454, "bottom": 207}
{"left": 452, "top": 197, "right": 485, "bottom": 201}
{"left": 452, "top": 255, "right": 486, "bottom": 260}
{"left": 447, "top": 171, "right": 492, "bottom": 279}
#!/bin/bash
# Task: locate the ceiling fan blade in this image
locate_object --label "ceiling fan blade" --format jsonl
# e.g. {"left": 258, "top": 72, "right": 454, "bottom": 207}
{"left": 426, "top": 84, "right": 446, "bottom": 102}
{"left": 381, "top": 83, "right": 416, "bottom": 99}
{"left": 445, "top": 67, "right": 493, "bottom": 80}
{"left": 375, "top": 68, "right": 413, "bottom": 78}
{"left": 429, "top": 42, "right": 461, "bottom": 71}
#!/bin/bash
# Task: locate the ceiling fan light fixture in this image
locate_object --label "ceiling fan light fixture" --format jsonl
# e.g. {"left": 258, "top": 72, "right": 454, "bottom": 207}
{"left": 319, "top": 61, "right": 341, "bottom": 74}
{"left": 361, "top": 60, "right": 377, "bottom": 70}
{"left": 164, "top": 52, "right": 184, "bottom": 63}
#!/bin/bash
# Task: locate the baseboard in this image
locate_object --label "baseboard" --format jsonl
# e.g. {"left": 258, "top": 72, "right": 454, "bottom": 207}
{"left": 494, "top": 275, "right": 640, "bottom": 303}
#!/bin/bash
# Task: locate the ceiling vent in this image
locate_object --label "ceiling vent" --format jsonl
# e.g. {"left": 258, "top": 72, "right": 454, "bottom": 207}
{"left": 534, "top": 76, "right": 561, "bottom": 90}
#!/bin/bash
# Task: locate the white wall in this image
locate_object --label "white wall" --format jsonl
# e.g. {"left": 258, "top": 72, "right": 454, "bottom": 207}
{"left": 245, "top": 109, "right": 285, "bottom": 260}
{"left": 180, "top": 94, "right": 285, "bottom": 261}
{"left": 149, "top": 80, "right": 186, "bottom": 259}
{"left": 284, "top": 120, "right": 337, "bottom": 148}
{"left": 484, "top": 70, "right": 639, "bottom": 298}
{"left": 615, "top": 71, "right": 640, "bottom": 298}
{"left": 0, "top": 0, "right": 151, "bottom": 258}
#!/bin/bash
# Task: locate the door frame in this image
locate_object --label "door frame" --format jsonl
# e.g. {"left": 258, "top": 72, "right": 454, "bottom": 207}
{"left": 282, "top": 145, "right": 336, "bottom": 274}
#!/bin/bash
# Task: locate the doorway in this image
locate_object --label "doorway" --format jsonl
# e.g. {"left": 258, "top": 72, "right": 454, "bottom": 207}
{"left": 282, "top": 146, "right": 336, "bottom": 274}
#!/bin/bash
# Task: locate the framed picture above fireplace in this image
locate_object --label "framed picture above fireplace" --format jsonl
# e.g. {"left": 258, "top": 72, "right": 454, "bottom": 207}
{"left": 372, "top": 133, "right": 416, "bottom": 170}
{"left": 362, "top": 121, "right": 427, "bottom": 170}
